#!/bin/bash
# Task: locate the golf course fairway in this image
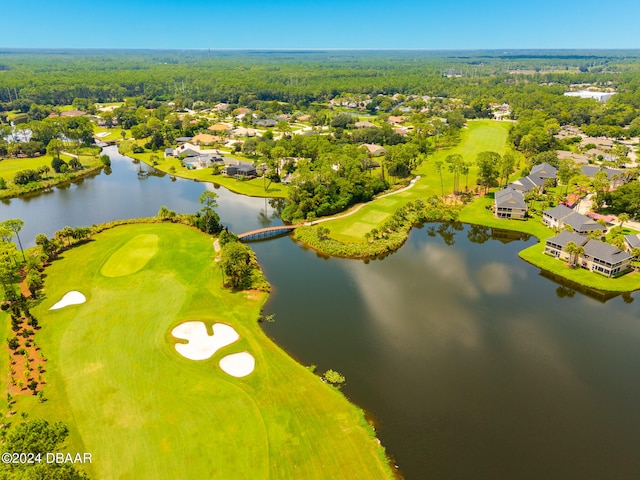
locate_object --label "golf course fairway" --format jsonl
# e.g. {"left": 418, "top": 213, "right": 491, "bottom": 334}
{"left": 30, "top": 223, "right": 393, "bottom": 479}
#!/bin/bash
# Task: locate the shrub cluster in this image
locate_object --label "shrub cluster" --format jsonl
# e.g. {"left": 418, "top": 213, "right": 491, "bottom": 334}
{"left": 295, "top": 198, "right": 461, "bottom": 258}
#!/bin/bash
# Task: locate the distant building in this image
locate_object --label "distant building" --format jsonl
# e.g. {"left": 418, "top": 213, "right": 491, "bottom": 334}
{"left": 564, "top": 90, "right": 616, "bottom": 102}
{"left": 360, "top": 143, "right": 386, "bottom": 156}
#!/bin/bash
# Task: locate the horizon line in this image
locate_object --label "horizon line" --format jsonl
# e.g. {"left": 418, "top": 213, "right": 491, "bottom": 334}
{"left": 2, "top": 47, "right": 640, "bottom": 52}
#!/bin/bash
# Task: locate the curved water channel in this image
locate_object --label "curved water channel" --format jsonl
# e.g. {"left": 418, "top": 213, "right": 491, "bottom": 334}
{"left": 2, "top": 147, "right": 640, "bottom": 479}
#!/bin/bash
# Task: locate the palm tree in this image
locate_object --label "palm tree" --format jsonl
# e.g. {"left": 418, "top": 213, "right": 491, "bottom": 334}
{"left": 618, "top": 213, "right": 630, "bottom": 230}
{"left": 3, "top": 219, "right": 25, "bottom": 262}
{"left": 435, "top": 160, "right": 444, "bottom": 201}
{"left": 565, "top": 241, "right": 578, "bottom": 267}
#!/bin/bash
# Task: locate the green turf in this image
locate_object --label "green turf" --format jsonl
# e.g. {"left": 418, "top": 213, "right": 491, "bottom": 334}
{"left": 325, "top": 120, "right": 511, "bottom": 243}
{"left": 129, "top": 151, "right": 289, "bottom": 199}
{"left": 100, "top": 234, "right": 159, "bottom": 277}
{"left": 458, "top": 196, "right": 640, "bottom": 292}
{"left": 26, "top": 223, "right": 392, "bottom": 479}
{"left": 0, "top": 153, "right": 104, "bottom": 198}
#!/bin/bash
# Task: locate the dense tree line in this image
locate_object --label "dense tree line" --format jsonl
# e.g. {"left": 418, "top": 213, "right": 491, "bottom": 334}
{"left": 1, "top": 50, "right": 639, "bottom": 113}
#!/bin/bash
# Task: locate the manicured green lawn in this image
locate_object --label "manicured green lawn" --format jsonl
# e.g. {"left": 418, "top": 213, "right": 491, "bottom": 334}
{"left": 25, "top": 223, "right": 392, "bottom": 479}
{"left": 459, "top": 196, "right": 640, "bottom": 292}
{"left": 325, "top": 120, "right": 511, "bottom": 243}
{"left": 0, "top": 154, "right": 65, "bottom": 181}
{"left": 129, "top": 151, "right": 289, "bottom": 198}
{"left": 0, "top": 153, "right": 103, "bottom": 198}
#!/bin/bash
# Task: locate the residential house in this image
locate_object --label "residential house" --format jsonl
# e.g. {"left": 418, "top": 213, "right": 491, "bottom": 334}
{"left": 191, "top": 133, "right": 216, "bottom": 145}
{"left": 494, "top": 188, "right": 527, "bottom": 219}
{"left": 255, "top": 119, "right": 278, "bottom": 128}
{"left": 222, "top": 161, "right": 257, "bottom": 178}
{"left": 557, "top": 150, "right": 589, "bottom": 164}
{"left": 208, "top": 124, "right": 233, "bottom": 133}
{"left": 581, "top": 166, "right": 625, "bottom": 187}
{"left": 530, "top": 162, "right": 558, "bottom": 184}
{"left": 173, "top": 142, "right": 202, "bottom": 158}
{"left": 582, "top": 240, "right": 632, "bottom": 276}
{"left": 544, "top": 230, "right": 588, "bottom": 259}
{"left": 542, "top": 204, "right": 603, "bottom": 234}
{"left": 387, "top": 116, "right": 406, "bottom": 125}
{"left": 507, "top": 175, "right": 546, "bottom": 193}
{"left": 360, "top": 143, "right": 386, "bottom": 156}
{"left": 624, "top": 234, "right": 640, "bottom": 252}
{"left": 545, "top": 232, "right": 632, "bottom": 277}
{"left": 185, "top": 153, "right": 224, "bottom": 169}
{"left": 354, "top": 120, "right": 376, "bottom": 128}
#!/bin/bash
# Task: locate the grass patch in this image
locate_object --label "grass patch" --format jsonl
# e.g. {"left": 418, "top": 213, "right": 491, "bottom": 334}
{"left": 125, "top": 150, "right": 289, "bottom": 199}
{"left": 0, "top": 153, "right": 104, "bottom": 199}
{"left": 21, "top": 223, "right": 392, "bottom": 479}
{"left": 325, "top": 120, "right": 510, "bottom": 241}
{"left": 319, "top": 120, "right": 511, "bottom": 244}
{"left": 459, "top": 196, "right": 640, "bottom": 292}
{"left": 100, "top": 234, "right": 159, "bottom": 277}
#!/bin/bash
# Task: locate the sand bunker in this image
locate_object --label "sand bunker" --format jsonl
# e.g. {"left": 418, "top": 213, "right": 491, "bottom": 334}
{"left": 171, "top": 322, "right": 239, "bottom": 361}
{"left": 50, "top": 291, "right": 86, "bottom": 310}
{"left": 219, "top": 352, "right": 255, "bottom": 377}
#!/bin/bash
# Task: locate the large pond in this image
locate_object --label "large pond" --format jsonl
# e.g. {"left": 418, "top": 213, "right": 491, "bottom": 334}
{"left": 2, "top": 148, "right": 640, "bottom": 479}
{"left": 0, "top": 146, "right": 283, "bottom": 245}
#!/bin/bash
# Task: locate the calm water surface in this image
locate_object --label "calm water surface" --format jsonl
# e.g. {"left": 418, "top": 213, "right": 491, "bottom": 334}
{"left": 254, "top": 225, "right": 640, "bottom": 480}
{"left": 0, "top": 146, "right": 282, "bottom": 245}
{"left": 2, "top": 148, "right": 640, "bottom": 479}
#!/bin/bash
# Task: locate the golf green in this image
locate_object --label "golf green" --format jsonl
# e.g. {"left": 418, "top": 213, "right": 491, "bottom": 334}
{"left": 100, "top": 233, "right": 159, "bottom": 277}
{"left": 32, "top": 223, "right": 392, "bottom": 479}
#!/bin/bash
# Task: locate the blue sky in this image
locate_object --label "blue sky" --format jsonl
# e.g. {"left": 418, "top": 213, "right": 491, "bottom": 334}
{"left": 3, "top": 0, "right": 639, "bottom": 49}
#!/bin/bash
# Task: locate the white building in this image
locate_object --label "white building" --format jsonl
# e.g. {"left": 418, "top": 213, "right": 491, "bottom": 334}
{"left": 564, "top": 91, "right": 616, "bottom": 102}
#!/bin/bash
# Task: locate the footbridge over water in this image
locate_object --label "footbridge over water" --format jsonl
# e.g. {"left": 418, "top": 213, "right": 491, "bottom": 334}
{"left": 237, "top": 225, "right": 298, "bottom": 242}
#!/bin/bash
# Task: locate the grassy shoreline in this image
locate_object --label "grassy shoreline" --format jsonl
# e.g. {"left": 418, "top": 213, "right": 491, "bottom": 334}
{"left": 0, "top": 153, "right": 104, "bottom": 199}
{"left": 123, "top": 147, "right": 289, "bottom": 198}
{"left": 458, "top": 196, "right": 640, "bottom": 292}
{"left": 288, "top": 119, "right": 640, "bottom": 293}
{"left": 9, "top": 222, "right": 393, "bottom": 479}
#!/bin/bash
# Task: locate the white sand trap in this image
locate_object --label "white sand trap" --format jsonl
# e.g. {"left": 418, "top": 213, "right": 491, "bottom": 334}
{"left": 50, "top": 291, "right": 86, "bottom": 310}
{"left": 219, "top": 352, "right": 255, "bottom": 377}
{"left": 171, "top": 322, "right": 239, "bottom": 361}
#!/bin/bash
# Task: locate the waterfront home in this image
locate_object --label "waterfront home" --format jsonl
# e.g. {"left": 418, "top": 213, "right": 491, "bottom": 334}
{"left": 494, "top": 188, "right": 527, "bottom": 219}
{"left": 545, "top": 232, "right": 632, "bottom": 277}
{"left": 542, "top": 204, "right": 603, "bottom": 234}
{"left": 222, "top": 161, "right": 257, "bottom": 178}
{"left": 545, "top": 231, "right": 587, "bottom": 259}
{"left": 582, "top": 240, "right": 632, "bottom": 277}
